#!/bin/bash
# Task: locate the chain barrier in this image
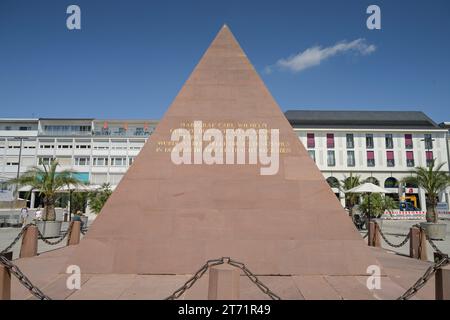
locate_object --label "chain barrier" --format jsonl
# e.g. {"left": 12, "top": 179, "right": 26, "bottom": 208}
{"left": 0, "top": 255, "right": 51, "bottom": 300}
{"left": 396, "top": 224, "right": 449, "bottom": 300}
{"left": 376, "top": 225, "right": 411, "bottom": 248}
{"left": 165, "top": 257, "right": 281, "bottom": 300}
{"left": 37, "top": 222, "right": 73, "bottom": 246}
{"left": 397, "top": 255, "right": 449, "bottom": 300}
{"left": 0, "top": 223, "right": 35, "bottom": 255}
{"left": 227, "top": 258, "right": 281, "bottom": 300}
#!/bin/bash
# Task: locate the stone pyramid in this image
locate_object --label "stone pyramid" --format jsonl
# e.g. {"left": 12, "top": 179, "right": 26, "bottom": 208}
{"left": 67, "top": 25, "right": 379, "bottom": 276}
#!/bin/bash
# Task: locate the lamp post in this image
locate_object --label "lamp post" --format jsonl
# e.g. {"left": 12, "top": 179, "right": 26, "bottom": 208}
{"left": 13, "top": 137, "right": 27, "bottom": 201}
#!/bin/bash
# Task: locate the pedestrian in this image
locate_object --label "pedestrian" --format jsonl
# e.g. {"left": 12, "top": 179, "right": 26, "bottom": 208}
{"left": 35, "top": 206, "right": 43, "bottom": 221}
{"left": 20, "top": 207, "right": 29, "bottom": 225}
{"left": 72, "top": 210, "right": 85, "bottom": 230}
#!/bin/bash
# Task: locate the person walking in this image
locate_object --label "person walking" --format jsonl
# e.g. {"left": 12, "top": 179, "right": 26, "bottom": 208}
{"left": 20, "top": 207, "right": 29, "bottom": 225}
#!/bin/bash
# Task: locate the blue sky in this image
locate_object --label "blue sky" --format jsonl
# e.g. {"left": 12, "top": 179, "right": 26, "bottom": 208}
{"left": 1, "top": 0, "right": 449, "bottom": 123}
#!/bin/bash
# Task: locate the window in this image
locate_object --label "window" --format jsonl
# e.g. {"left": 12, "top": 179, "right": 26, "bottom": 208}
{"left": 19, "top": 126, "right": 31, "bottom": 131}
{"left": 40, "top": 144, "right": 54, "bottom": 149}
{"left": 118, "top": 127, "right": 126, "bottom": 135}
{"left": 307, "top": 133, "right": 315, "bottom": 148}
{"left": 366, "top": 134, "right": 374, "bottom": 149}
{"left": 367, "top": 151, "right": 375, "bottom": 167}
{"left": 424, "top": 134, "right": 433, "bottom": 149}
{"left": 405, "top": 134, "right": 413, "bottom": 149}
{"left": 57, "top": 144, "right": 72, "bottom": 149}
{"left": 111, "top": 157, "right": 126, "bottom": 166}
{"left": 75, "top": 144, "right": 91, "bottom": 149}
{"left": 38, "top": 157, "right": 54, "bottom": 165}
{"left": 327, "top": 150, "right": 335, "bottom": 166}
{"left": 6, "top": 161, "right": 19, "bottom": 166}
{"left": 346, "top": 134, "right": 354, "bottom": 149}
{"left": 386, "top": 151, "right": 395, "bottom": 167}
{"left": 326, "top": 133, "right": 334, "bottom": 149}
{"left": 93, "top": 157, "right": 108, "bottom": 166}
{"left": 74, "top": 157, "right": 90, "bottom": 166}
{"left": 128, "top": 157, "right": 134, "bottom": 166}
{"left": 426, "top": 151, "right": 433, "bottom": 167}
{"left": 308, "top": 150, "right": 315, "bottom": 162}
{"left": 347, "top": 150, "right": 355, "bottom": 167}
{"left": 406, "top": 151, "right": 414, "bottom": 167}
{"left": 135, "top": 127, "right": 144, "bottom": 136}
{"left": 385, "top": 134, "right": 393, "bottom": 149}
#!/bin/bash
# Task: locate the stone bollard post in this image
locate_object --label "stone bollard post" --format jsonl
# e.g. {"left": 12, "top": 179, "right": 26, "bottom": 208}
{"left": 208, "top": 264, "right": 240, "bottom": 300}
{"left": 67, "top": 221, "right": 81, "bottom": 246}
{"left": 409, "top": 226, "right": 427, "bottom": 260}
{"left": 435, "top": 263, "right": 450, "bottom": 300}
{"left": 19, "top": 225, "right": 38, "bottom": 258}
{"left": 368, "top": 221, "right": 381, "bottom": 247}
{"left": 0, "top": 253, "right": 12, "bottom": 300}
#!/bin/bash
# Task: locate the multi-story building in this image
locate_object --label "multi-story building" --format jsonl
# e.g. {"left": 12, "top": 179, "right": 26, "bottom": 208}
{"left": 285, "top": 110, "right": 450, "bottom": 210}
{"left": 1, "top": 111, "right": 449, "bottom": 210}
{"left": 0, "top": 118, "right": 158, "bottom": 207}
{"left": 439, "top": 121, "right": 450, "bottom": 173}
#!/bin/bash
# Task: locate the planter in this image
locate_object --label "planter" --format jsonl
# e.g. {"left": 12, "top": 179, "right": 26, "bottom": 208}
{"left": 36, "top": 220, "right": 63, "bottom": 238}
{"left": 420, "top": 222, "right": 447, "bottom": 240}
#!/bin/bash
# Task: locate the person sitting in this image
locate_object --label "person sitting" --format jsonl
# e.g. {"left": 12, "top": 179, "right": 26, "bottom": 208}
{"left": 72, "top": 210, "right": 85, "bottom": 230}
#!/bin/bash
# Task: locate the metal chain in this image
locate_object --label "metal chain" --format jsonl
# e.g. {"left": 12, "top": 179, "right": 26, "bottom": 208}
{"left": 165, "top": 257, "right": 281, "bottom": 300}
{"left": 397, "top": 256, "right": 449, "bottom": 300}
{"left": 37, "top": 222, "right": 73, "bottom": 246}
{"left": 165, "top": 258, "right": 224, "bottom": 300}
{"left": 0, "top": 223, "right": 35, "bottom": 255}
{"left": 227, "top": 258, "right": 281, "bottom": 300}
{"left": 377, "top": 226, "right": 411, "bottom": 248}
{"left": 0, "top": 255, "right": 51, "bottom": 300}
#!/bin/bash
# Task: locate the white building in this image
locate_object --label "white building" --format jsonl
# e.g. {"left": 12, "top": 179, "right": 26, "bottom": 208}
{"left": 0, "top": 118, "right": 158, "bottom": 208}
{"left": 285, "top": 110, "right": 450, "bottom": 210}
{"left": 1, "top": 111, "right": 449, "bottom": 210}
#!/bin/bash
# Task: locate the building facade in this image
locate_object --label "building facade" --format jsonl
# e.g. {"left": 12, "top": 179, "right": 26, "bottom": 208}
{"left": 1, "top": 111, "right": 449, "bottom": 209}
{"left": 285, "top": 110, "right": 450, "bottom": 210}
{"left": 0, "top": 118, "right": 158, "bottom": 207}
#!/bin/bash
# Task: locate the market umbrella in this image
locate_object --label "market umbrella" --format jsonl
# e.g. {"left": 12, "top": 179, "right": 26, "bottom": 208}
{"left": 346, "top": 182, "right": 390, "bottom": 244}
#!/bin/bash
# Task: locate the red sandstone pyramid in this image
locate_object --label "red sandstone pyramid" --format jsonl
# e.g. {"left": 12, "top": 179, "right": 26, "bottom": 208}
{"left": 67, "top": 25, "right": 379, "bottom": 275}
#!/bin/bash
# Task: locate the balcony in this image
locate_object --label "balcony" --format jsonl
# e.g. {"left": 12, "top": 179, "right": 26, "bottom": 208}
{"left": 39, "top": 130, "right": 92, "bottom": 137}
{"left": 93, "top": 129, "right": 152, "bottom": 137}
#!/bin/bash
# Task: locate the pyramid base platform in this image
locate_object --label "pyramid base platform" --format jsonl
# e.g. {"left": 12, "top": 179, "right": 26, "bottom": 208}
{"left": 10, "top": 245, "right": 435, "bottom": 300}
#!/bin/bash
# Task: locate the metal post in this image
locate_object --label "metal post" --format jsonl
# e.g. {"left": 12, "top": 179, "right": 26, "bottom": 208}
{"left": 14, "top": 137, "right": 24, "bottom": 201}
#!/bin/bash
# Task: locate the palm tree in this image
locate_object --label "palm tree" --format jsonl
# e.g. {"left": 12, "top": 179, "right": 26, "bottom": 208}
{"left": 340, "top": 173, "right": 361, "bottom": 216}
{"left": 8, "top": 160, "right": 83, "bottom": 221}
{"left": 401, "top": 160, "right": 450, "bottom": 223}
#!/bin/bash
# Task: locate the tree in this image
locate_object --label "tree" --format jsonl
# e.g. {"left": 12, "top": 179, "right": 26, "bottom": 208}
{"left": 401, "top": 160, "right": 450, "bottom": 223}
{"left": 359, "top": 193, "right": 397, "bottom": 218}
{"left": 8, "top": 160, "right": 82, "bottom": 221}
{"left": 88, "top": 183, "right": 113, "bottom": 214}
{"left": 340, "top": 173, "right": 361, "bottom": 216}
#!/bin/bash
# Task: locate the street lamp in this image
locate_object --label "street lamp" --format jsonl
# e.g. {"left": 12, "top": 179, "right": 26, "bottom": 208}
{"left": 12, "top": 137, "right": 28, "bottom": 200}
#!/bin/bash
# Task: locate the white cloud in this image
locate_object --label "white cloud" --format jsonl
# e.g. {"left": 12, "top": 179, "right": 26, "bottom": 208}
{"left": 265, "top": 38, "right": 376, "bottom": 74}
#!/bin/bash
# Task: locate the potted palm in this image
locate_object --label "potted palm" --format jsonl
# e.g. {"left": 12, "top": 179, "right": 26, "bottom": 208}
{"left": 402, "top": 160, "right": 450, "bottom": 240}
{"left": 8, "top": 160, "right": 83, "bottom": 238}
